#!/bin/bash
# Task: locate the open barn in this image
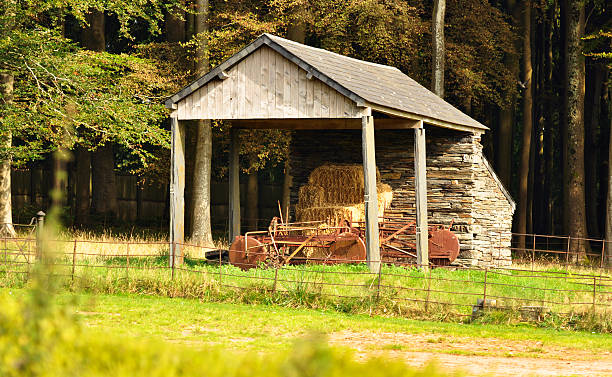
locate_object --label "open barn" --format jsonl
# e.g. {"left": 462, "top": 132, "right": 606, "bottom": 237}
{"left": 165, "top": 34, "right": 516, "bottom": 268}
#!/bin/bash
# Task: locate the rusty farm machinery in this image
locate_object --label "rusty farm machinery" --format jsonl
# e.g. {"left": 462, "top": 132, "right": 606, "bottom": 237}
{"left": 228, "top": 215, "right": 460, "bottom": 270}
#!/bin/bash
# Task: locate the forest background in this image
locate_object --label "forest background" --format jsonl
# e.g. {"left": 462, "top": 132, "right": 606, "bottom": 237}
{"left": 0, "top": 0, "right": 611, "bottom": 248}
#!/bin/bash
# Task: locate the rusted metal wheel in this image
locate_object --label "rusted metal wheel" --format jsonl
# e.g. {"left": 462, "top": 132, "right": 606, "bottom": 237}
{"left": 327, "top": 232, "right": 366, "bottom": 264}
{"left": 229, "top": 235, "right": 267, "bottom": 270}
{"left": 428, "top": 228, "right": 460, "bottom": 265}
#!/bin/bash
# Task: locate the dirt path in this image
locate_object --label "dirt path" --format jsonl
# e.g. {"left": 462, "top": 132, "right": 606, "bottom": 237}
{"left": 328, "top": 330, "right": 612, "bottom": 376}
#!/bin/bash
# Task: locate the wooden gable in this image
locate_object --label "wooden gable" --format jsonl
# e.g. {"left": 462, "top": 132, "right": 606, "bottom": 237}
{"left": 176, "top": 46, "right": 366, "bottom": 120}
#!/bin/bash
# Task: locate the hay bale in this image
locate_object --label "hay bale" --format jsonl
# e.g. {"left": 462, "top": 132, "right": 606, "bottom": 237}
{"left": 295, "top": 206, "right": 365, "bottom": 225}
{"left": 377, "top": 183, "right": 393, "bottom": 213}
{"left": 297, "top": 185, "right": 326, "bottom": 208}
{"left": 306, "top": 164, "right": 381, "bottom": 205}
{"left": 296, "top": 164, "right": 393, "bottom": 227}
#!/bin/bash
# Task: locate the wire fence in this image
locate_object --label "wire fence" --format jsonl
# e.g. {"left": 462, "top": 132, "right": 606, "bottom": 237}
{"left": 1, "top": 233, "right": 611, "bottom": 320}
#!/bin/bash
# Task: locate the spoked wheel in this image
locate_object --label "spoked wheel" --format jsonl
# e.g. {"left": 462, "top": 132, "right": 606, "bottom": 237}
{"left": 326, "top": 232, "right": 366, "bottom": 264}
{"left": 229, "top": 236, "right": 267, "bottom": 270}
{"left": 428, "top": 228, "right": 460, "bottom": 265}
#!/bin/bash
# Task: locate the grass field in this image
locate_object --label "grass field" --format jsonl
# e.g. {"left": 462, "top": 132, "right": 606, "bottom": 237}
{"left": 0, "top": 286, "right": 462, "bottom": 377}
{"left": 54, "top": 291, "right": 610, "bottom": 353}
{"left": 4, "top": 288, "right": 611, "bottom": 376}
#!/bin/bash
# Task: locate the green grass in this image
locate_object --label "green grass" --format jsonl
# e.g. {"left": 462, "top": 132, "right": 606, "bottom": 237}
{"left": 1, "top": 245, "right": 611, "bottom": 332}
{"left": 12, "top": 289, "right": 605, "bottom": 354}
{"left": 0, "top": 286, "right": 461, "bottom": 377}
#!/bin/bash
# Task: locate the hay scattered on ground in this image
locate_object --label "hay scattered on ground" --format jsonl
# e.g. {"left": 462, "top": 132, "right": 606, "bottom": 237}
{"left": 296, "top": 164, "right": 393, "bottom": 226}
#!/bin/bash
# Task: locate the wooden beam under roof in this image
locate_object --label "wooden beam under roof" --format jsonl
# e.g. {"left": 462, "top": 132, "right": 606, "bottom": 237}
{"left": 232, "top": 118, "right": 420, "bottom": 130}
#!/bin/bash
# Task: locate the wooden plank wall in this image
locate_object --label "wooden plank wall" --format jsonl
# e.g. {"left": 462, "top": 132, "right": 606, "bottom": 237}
{"left": 177, "top": 46, "right": 365, "bottom": 120}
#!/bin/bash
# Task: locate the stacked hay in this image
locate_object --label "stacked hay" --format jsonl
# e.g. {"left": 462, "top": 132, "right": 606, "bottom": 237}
{"left": 295, "top": 164, "right": 393, "bottom": 226}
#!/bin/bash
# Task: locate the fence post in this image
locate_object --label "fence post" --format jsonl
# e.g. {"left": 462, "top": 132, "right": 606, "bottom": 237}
{"left": 425, "top": 267, "right": 432, "bottom": 312}
{"left": 171, "top": 242, "right": 175, "bottom": 280}
{"left": 565, "top": 236, "right": 571, "bottom": 267}
{"left": 592, "top": 276, "right": 597, "bottom": 312}
{"left": 71, "top": 239, "right": 77, "bottom": 283}
{"left": 126, "top": 242, "right": 130, "bottom": 284}
{"left": 482, "top": 269, "right": 488, "bottom": 309}
{"left": 531, "top": 234, "right": 536, "bottom": 271}
{"left": 600, "top": 240, "right": 605, "bottom": 269}
{"left": 3, "top": 236, "right": 7, "bottom": 280}
{"left": 376, "top": 259, "right": 383, "bottom": 302}
{"left": 273, "top": 266, "right": 278, "bottom": 293}
{"left": 35, "top": 211, "right": 45, "bottom": 261}
{"left": 218, "top": 247, "right": 222, "bottom": 286}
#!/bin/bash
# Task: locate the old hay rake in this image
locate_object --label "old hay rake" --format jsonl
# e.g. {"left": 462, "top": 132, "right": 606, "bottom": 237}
{"left": 229, "top": 216, "right": 460, "bottom": 269}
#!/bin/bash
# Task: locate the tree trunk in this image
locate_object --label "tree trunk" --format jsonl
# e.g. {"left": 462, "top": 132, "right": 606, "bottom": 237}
{"left": 42, "top": 157, "right": 54, "bottom": 209}
{"left": 286, "top": 10, "right": 306, "bottom": 43}
{"left": 497, "top": 0, "right": 520, "bottom": 189}
{"left": 606, "top": 79, "right": 612, "bottom": 265}
{"left": 51, "top": 150, "right": 67, "bottom": 209}
{"left": 497, "top": 110, "right": 513, "bottom": 188}
{"left": 0, "top": 73, "right": 15, "bottom": 237}
{"left": 82, "top": 9, "right": 112, "bottom": 221}
{"left": 534, "top": 6, "right": 546, "bottom": 235}
{"left": 190, "top": 121, "right": 213, "bottom": 245}
{"left": 82, "top": 10, "right": 105, "bottom": 51}
{"left": 136, "top": 183, "right": 143, "bottom": 221}
{"left": 544, "top": 0, "right": 556, "bottom": 234}
{"left": 195, "top": 0, "right": 208, "bottom": 75}
{"left": 599, "top": 68, "right": 611, "bottom": 235}
{"left": 184, "top": 124, "right": 197, "bottom": 236}
{"left": 517, "top": 0, "right": 533, "bottom": 252}
{"left": 560, "top": 0, "right": 570, "bottom": 234}
{"left": 565, "top": 0, "right": 588, "bottom": 260}
{"left": 189, "top": 0, "right": 214, "bottom": 245}
{"left": 585, "top": 64, "right": 603, "bottom": 237}
{"left": 30, "top": 167, "right": 39, "bottom": 205}
{"left": 165, "top": 4, "right": 191, "bottom": 232}
{"left": 431, "top": 0, "right": 446, "bottom": 98}
{"left": 91, "top": 143, "right": 117, "bottom": 218}
{"left": 246, "top": 160, "right": 259, "bottom": 232}
{"left": 165, "top": 0, "right": 185, "bottom": 43}
{"left": 75, "top": 147, "right": 90, "bottom": 225}
{"left": 281, "top": 17, "right": 306, "bottom": 220}
{"left": 281, "top": 159, "right": 292, "bottom": 220}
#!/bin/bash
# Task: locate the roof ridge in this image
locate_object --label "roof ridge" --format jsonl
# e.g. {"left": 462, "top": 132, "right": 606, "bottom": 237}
{"left": 263, "top": 34, "right": 401, "bottom": 72}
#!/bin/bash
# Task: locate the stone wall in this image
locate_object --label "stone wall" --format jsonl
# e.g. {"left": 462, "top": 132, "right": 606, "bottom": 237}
{"left": 290, "top": 127, "right": 515, "bottom": 266}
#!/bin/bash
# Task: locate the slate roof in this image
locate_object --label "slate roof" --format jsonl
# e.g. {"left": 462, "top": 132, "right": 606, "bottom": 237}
{"left": 166, "top": 33, "right": 487, "bottom": 132}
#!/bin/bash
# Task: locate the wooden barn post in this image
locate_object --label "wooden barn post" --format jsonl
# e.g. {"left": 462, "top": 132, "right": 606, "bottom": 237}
{"left": 169, "top": 111, "right": 186, "bottom": 268}
{"left": 414, "top": 121, "right": 429, "bottom": 269}
{"left": 361, "top": 110, "right": 381, "bottom": 272}
{"left": 228, "top": 127, "right": 241, "bottom": 242}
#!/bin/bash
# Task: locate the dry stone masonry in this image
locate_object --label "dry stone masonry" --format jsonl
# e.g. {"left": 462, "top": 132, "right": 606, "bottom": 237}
{"left": 290, "top": 127, "right": 515, "bottom": 267}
